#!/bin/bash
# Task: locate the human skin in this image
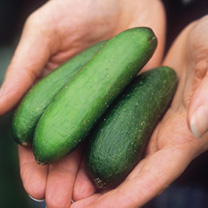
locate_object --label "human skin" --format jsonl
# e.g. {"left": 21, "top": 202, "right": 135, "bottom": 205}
{"left": 71, "top": 15, "right": 208, "bottom": 208}
{"left": 0, "top": 0, "right": 166, "bottom": 208}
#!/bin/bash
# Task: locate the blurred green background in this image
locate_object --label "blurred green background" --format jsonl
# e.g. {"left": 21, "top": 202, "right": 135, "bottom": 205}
{"left": 1, "top": 0, "right": 208, "bottom": 208}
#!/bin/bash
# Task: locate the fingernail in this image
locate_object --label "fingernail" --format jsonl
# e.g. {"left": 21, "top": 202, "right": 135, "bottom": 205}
{"left": 190, "top": 106, "right": 208, "bottom": 138}
{"left": 28, "top": 194, "right": 45, "bottom": 202}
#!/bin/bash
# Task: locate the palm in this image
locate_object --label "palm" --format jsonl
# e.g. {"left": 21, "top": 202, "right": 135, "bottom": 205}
{"left": 5, "top": 0, "right": 166, "bottom": 207}
{"left": 71, "top": 16, "right": 208, "bottom": 208}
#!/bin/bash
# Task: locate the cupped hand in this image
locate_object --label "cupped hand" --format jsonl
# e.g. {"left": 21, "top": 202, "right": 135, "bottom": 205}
{"left": 0, "top": 0, "right": 166, "bottom": 207}
{"left": 71, "top": 15, "right": 208, "bottom": 208}
{"left": 0, "top": 0, "right": 165, "bottom": 115}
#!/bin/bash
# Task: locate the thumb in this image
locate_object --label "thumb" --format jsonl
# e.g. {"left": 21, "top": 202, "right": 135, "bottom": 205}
{"left": 189, "top": 72, "right": 208, "bottom": 138}
{"left": 0, "top": 14, "right": 52, "bottom": 115}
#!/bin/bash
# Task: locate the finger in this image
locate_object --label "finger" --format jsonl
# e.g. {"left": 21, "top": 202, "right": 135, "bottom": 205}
{"left": 45, "top": 149, "right": 82, "bottom": 208}
{"left": 189, "top": 73, "right": 208, "bottom": 138}
{"left": 18, "top": 145, "right": 48, "bottom": 200}
{"left": 73, "top": 159, "right": 96, "bottom": 201}
{"left": 0, "top": 10, "right": 53, "bottom": 115}
{"left": 71, "top": 194, "right": 100, "bottom": 208}
{"left": 142, "top": 0, "right": 166, "bottom": 70}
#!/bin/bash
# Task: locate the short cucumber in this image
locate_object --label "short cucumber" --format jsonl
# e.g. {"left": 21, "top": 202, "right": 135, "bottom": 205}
{"left": 33, "top": 27, "right": 157, "bottom": 164}
{"left": 85, "top": 66, "right": 178, "bottom": 189}
{"left": 12, "top": 41, "right": 107, "bottom": 146}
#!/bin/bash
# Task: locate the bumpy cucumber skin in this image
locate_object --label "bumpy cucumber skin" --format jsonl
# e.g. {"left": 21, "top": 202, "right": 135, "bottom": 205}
{"left": 12, "top": 41, "right": 107, "bottom": 146}
{"left": 86, "top": 67, "right": 178, "bottom": 189}
{"left": 33, "top": 27, "right": 157, "bottom": 164}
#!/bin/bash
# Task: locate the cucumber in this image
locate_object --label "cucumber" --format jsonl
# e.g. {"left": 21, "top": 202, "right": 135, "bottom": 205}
{"left": 33, "top": 27, "right": 157, "bottom": 164}
{"left": 12, "top": 41, "right": 107, "bottom": 146}
{"left": 85, "top": 66, "right": 178, "bottom": 189}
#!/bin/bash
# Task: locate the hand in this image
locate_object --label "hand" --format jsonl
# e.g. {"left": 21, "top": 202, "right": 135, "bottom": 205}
{"left": 71, "top": 15, "right": 208, "bottom": 208}
{"left": 0, "top": 0, "right": 166, "bottom": 207}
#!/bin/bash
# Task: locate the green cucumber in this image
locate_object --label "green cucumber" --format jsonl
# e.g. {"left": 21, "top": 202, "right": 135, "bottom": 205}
{"left": 12, "top": 41, "right": 107, "bottom": 146}
{"left": 85, "top": 66, "right": 178, "bottom": 189}
{"left": 33, "top": 27, "right": 157, "bottom": 164}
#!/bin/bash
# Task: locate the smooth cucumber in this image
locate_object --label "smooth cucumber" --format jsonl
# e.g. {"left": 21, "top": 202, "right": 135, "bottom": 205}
{"left": 33, "top": 27, "right": 157, "bottom": 164}
{"left": 85, "top": 66, "right": 178, "bottom": 189}
{"left": 12, "top": 41, "right": 107, "bottom": 146}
